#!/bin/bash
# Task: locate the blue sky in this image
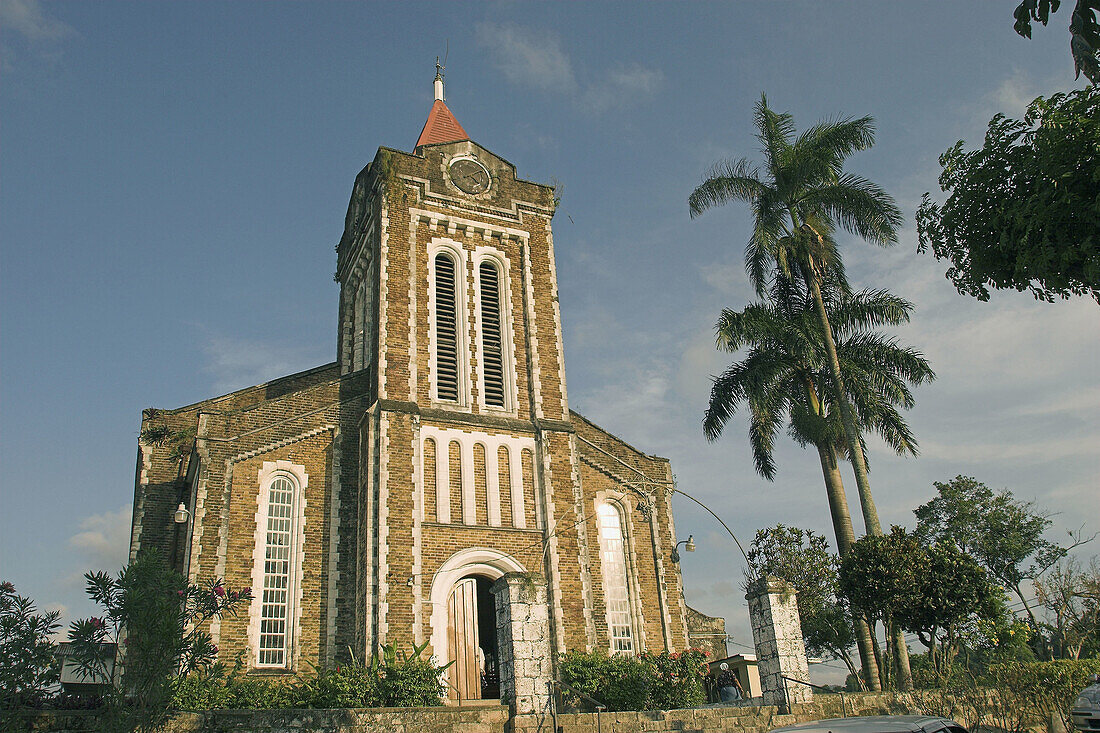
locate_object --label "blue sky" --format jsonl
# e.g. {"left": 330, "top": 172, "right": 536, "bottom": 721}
{"left": 2, "top": 1, "right": 1096, "bottom": 681}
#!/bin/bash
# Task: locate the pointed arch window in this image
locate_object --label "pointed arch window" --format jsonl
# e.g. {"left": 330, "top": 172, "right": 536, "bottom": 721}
{"left": 478, "top": 260, "right": 506, "bottom": 408}
{"left": 597, "top": 502, "right": 635, "bottom": 653}
{"left": 433, "top": 252, "right": 461, "bottom": 401}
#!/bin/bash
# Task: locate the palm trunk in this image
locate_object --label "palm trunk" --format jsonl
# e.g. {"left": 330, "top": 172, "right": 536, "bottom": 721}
{"left": 891, "top": 618, "right": 913, "bottom": 690}
{"left": 805, "top": 271, "right": 913, "bottom": 689}
{"left": 814, "top": 441, "right": 881, "bottom": 690}
{"left": 801, "top": 375, "right": 881, "bottom": 690}
{"left": 806, "top": 274, "right": 880, "bottom": 535}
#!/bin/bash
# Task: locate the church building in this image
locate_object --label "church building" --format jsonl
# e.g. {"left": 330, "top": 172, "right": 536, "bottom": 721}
{"left": 129, "top": 71, "right": 712, "bottom": 712}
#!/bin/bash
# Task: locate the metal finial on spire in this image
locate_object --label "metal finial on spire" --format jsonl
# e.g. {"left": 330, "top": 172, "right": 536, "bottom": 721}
{"left": 434, "top": 56, "right": 445, "bottom": 101}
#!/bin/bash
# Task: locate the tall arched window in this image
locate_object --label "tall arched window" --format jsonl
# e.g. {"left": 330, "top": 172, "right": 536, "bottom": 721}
{"left": 433, "top": 252, "right": 460, "bottom": 401}
{"left": 258, "top": 474, "right": 298, "bottom": 666}
{"left": 478, "top": 260, "right": 506, "bottom": 408}
{"left": 597, "top": 502, "right": 635, "bottom": 653}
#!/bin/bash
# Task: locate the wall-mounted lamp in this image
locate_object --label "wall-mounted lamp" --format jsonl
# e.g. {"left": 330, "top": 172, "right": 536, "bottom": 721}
{"left": 671, "top": 534, "right": 695, "bottom": 563}
{"left": 174, "top": 503, "right": 191, "bottom": 524}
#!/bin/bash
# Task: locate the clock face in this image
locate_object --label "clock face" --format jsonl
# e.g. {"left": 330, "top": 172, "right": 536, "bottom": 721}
{"left": 449, "top": 158, "right": 491, "bottom": 194}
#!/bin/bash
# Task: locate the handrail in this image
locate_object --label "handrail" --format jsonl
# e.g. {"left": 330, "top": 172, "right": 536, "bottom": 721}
{"left": 551, "top": 679, "right": 607, "bottom": 733}
{"left": 554, "top": 679, "right": 608, "bottom": 712}
{"left": 780, "top": 675, "right": 847, "bottom": 717}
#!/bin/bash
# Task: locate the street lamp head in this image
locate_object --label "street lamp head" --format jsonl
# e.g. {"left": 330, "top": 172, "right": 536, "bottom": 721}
{"left": 685, "top": 535, "right": 695, "bottom": 553}
{"left": 174, "top": 503, "right": 191, "bottom": 524}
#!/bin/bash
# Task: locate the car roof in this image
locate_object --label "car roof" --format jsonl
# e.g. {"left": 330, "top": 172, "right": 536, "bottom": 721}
{"left": 770, "top": 716, "right": 962, "bottom": 733}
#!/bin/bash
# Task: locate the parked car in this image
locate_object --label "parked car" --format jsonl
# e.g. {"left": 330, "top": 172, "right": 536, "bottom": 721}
{"left": 1072, "top": 675, "right": 1100, "bottom": 731}
{"left": 770, "top": 716, "right": 967, "bottom": 733}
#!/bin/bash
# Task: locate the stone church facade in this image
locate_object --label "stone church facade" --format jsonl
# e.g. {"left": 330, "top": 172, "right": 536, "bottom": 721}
{"left": 129, "top": 75, "right": 709, "bottom": 710}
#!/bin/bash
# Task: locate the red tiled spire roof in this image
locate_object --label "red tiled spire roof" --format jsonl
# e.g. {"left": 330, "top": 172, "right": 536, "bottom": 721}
{"left": 415, "top": 99, "right": 469, "bottom": 149}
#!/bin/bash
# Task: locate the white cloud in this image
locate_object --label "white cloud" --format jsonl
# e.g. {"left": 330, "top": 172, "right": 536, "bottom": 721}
{"left": 201, "top": 334, "right": 322, "bottom": 394}
{"left": 476, "top": 21, "right": 577, "bottom": 94}
{"left": 476, "top": 22, "right": 662, "bottom": 113}
{"left": 68, "top": 505, "right": 131, "bottom": 572}
{"left": 0, "top": 0, "right": 73, "bottom": 42}
{"left": 581, "top": 64, "right": 665, "bottom": 114}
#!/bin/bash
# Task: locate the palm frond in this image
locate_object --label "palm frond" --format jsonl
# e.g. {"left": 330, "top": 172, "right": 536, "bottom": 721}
{"left": 829, "top": 289, "right": 914, "bottom": 335}
{"left": 754, "top": 94, "right": 796, "bottom": 182}
{"left": 791, "top": 115, "right": 876, "bottom": 177}
{"left": 798, "top": 174, "right": 903, "bottom": 245}
{"left": 688, "top": 159, "right": 766, "bottom": 218}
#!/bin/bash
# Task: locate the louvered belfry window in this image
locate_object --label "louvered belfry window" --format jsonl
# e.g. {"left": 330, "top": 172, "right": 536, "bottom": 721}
{"left": 258, "top": 475, "right": 295, "bottom": 666}
{"left": 434, "top": 253, "right": 461, "bottom": 401}
{"left": 478, "top": 261, "right": 506, "bottom": 408}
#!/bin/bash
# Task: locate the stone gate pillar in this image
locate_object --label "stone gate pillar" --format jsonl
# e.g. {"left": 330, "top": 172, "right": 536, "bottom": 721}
{"left": 746, "top": 576, "right": 812, "bottom": 709}
{"left": 492, "top": 573, "right": 553, "bottom": 715}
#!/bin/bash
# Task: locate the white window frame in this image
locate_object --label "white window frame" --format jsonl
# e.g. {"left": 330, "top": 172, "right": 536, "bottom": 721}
{"left": 596, "top": 498, "right": 640, "bottom": 654}
{"left": 472, "top": 248, "right": 516, "bottom": 414}
{"left": 249, "top": 460, "right": 308, "bottom": 670}
{"left": 427, "top": 239, "right": 470, "bottom": 407}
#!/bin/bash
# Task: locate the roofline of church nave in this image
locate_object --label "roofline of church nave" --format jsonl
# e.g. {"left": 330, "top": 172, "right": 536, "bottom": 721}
{"left": 145, "top": 359, "right": 668, "bottom": 464}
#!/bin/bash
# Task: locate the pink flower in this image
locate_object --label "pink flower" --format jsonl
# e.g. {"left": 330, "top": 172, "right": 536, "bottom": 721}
{"left": 211, "top": 645, "right": 218, "bottom": 653}
{"left": 213, "top": 585, "right": 225, "bottom": 597}
{"left": 178, "top": 590, "right": 185, "bottom": 597}
{"left": 242, "top": 587, "right": 251, "bottom": 596}
{"left": 90, "top": 617, "right": 105, "bottom": 630}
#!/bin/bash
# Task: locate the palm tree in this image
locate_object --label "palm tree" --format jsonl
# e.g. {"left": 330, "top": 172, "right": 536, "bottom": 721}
{"left": 704, "top": 276, "right": 933, "bottom": 689}
{"left": 690, "top": 95, "right": 915, "bottom": 688}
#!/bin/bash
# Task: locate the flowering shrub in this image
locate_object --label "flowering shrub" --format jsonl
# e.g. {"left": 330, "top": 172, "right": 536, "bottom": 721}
{"left": 0, "top": 581, "right": 62, "bottom": 709}
{"left": 559, "top": 648, "right": 708, "bottom": 711}
{"left": 69, "top": 550, "right": 250, "bottom": 732}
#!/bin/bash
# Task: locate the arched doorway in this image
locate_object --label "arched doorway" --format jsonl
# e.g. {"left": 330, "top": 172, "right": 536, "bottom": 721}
{"left": 446, "top": 575, "right": 499, "bottom": 700}
{"left": 429, "top": 548, "right": 526, "bottom": 703}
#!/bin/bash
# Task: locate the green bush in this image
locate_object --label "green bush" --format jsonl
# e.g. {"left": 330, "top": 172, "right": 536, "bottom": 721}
{"left": 171, "top": 642, "right": 446, "bottom": 710}
{"left": 558, "top": 648, "right": 707, "bottom": 712}
{"left": 0, "top": 581, "right": 61, "bottom": 710}
{"left": 378, "top": 655, "right": 446, "bottom": 707}
{"left": 990, "top": 659, "right": 1100, "bottom": 730}
{"left": 171, "top": 665, "right": 295, "bottom": 710}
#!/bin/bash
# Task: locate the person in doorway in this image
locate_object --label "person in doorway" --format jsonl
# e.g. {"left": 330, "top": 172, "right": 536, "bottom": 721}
{"left": 717, "top": 662, "right": 744, "bottom": 702}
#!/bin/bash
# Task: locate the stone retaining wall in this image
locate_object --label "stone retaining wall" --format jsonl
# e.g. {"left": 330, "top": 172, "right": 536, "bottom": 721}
{"left": 513, "top": 692, "right": 919, "bottom": 733}
{"left": 5, "top": 691, "right": 1051, "bottom": 733}
{"left": 3, "top": 705, "right": 510, "bottom": 733}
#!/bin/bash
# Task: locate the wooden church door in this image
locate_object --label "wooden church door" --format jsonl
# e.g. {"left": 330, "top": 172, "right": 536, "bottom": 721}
{"left": 447, "top": 577, "right": 481, "bottom": 700}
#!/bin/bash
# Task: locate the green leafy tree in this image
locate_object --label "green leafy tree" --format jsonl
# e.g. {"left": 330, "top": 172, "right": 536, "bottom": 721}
{"left": 838, "top": 527, "right": 924, "bottom": 689}
{"left": 913, "top": 476, "right": 1070, "bottom": 639}
{"left": 1012, "top": 0, "right": 1100, "bottom": 83}
{"left": 894, "top": 541, "right": 1004, "bottom": 684}
{"left": 69, "top": 550, "right": 250, "bottom": 732}
{"left": 704, "top": 274, "right": 933, "bottom": 689}
{"left": 688, "top": 95, "right": 913, "bottom": 687}
{"left": 916, "top": 87, "right": 1100, "bottom": 303}
{"left": 746, "top": 526, "right": 862, "bottom": 684}
{"left": 0, "top": 581, "right": 61, "bottom": 710}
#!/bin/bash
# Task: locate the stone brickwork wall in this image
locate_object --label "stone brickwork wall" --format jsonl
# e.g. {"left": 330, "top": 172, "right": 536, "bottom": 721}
{"left": 686, "top": 605, "right": 728, "bottom": 660}
{"left": 493, "top": 573, "right": 553, "bottom": 715}
{"left": 513, "top": 692, "right": 945, "bottom": 733}
{"left": 131, "top": 117, "right": 695, "bottom": 700}
{"left": 5, "top": 706, "right": 510, "bottom": 733}
{"left": 746, "top": 577, "right": 812, "bottom": 708}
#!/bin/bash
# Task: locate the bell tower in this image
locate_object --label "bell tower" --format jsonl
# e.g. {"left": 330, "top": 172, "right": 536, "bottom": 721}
{"left": 335, "top": 72, "right": 582, "bottom": 694}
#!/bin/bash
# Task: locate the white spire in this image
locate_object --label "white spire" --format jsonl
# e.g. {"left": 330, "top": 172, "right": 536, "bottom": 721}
{"left": 434, "top": 57, "right": 445, "bottom": 102}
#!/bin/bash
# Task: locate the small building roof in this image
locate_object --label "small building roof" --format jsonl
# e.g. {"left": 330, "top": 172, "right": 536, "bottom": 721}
{"left": 415, "top": 99, "right": 469, "bottom": 149}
